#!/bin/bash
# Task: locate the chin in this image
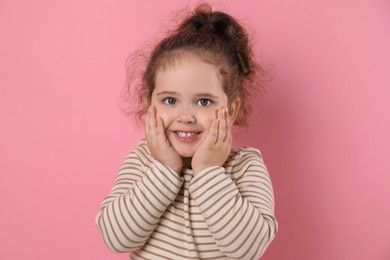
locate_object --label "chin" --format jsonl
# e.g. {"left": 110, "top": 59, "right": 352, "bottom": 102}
{"left": 170, "top": 140, "right": 199, "bottom": 159}
{"left": 177, "top": 150, "right": 195, "bottom": 158}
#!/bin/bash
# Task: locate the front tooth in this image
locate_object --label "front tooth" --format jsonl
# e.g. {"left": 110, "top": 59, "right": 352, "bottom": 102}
{"left": 177, "top": 132, "right": 195, "bottom": 138}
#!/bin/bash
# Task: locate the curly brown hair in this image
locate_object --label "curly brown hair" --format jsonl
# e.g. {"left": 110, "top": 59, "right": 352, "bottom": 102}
{"left": 123, "top": 3, "right": 267, "bottom": 126}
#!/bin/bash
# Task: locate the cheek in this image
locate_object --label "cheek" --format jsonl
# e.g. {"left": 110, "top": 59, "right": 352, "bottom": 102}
{"left": 197, "top": 109, "right": 217, "bottom": 127}
{"left": 154, "top": 106, "right": 173, "bottom": 126}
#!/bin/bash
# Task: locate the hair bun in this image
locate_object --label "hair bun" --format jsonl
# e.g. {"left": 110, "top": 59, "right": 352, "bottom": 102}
{"left": 127, "top": 3, "right": 263, "bottom": 127}
{"left": 180, "top": 4, "right": 238, "bottom": 38}
{"left": 177, "top": 4, "right": 253, "bottom": 76}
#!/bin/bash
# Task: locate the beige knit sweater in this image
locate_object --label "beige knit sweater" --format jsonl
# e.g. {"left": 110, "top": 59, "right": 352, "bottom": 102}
{"left": 96, "top": 139, "right": 278, "bottom": 260}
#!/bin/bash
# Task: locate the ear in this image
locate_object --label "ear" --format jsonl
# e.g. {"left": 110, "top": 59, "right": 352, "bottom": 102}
{"left": 229, "top": 98, "right": 241, "bottom": 124}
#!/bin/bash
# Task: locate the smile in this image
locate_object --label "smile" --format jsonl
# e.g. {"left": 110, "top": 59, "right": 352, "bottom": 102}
{"left": 174, "top": 131, "right": 201, "bottom": 142}
{"left": 176, "top": 131, "right": 198, "bottom": 138}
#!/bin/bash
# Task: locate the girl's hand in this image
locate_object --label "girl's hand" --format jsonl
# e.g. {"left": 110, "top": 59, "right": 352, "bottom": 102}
{"left": 192, "top": 108, "right": 232, "bottom": 174}
{"left": 145, "top": 106, "right": 183, "bottom": 174}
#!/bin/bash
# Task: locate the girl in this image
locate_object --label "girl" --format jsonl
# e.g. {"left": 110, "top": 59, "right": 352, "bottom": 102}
{"left": 96, "top": 4, "right": 278, "bottom": 260}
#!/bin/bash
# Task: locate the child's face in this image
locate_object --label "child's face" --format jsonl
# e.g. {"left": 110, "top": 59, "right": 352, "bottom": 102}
{"left": 150, "top": 56, "right": 237, "bottom": 159}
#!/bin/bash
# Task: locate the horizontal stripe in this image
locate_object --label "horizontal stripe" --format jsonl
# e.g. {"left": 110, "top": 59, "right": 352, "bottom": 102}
{"left": 96, "top": 139, "right": 277, "bottom": 259}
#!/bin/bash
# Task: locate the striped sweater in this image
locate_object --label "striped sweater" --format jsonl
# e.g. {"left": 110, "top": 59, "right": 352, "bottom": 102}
{"left": 96, "top": 139, "right": 278, "bottom": 259}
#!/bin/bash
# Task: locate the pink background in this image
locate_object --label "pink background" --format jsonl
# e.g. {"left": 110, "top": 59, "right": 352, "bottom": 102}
{"left": 1, "top": 0, "right": 389, "bottom": 259}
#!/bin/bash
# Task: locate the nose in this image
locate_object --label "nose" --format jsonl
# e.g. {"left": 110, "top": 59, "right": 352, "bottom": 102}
{"left": 177, "top": 106, "right": 196, "bottom": 123}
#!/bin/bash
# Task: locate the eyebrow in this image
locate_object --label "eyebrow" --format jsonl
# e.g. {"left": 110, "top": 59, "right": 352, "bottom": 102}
{"left": 155, "top": 91, "right": 177, "bottom": 96}
{"left": 194, "top": 93, "right": 220, "bottom": 99}
{"left": 155, "top": 91, "right": 220, "bottom": 99}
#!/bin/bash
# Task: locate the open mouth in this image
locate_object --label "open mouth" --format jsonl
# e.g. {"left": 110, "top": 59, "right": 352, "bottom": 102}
{"left": 177, "top": 131, "right": 197, "bottom": 138}
{"left": 174, "top": 131, "right": 201, "bottom": 140}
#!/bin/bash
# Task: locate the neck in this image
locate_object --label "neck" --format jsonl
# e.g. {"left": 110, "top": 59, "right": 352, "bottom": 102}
{"left": 182, "top": 157, "right": 192, "bottom": 169}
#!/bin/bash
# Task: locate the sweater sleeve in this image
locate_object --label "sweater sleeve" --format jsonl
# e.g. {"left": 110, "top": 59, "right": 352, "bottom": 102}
{"left": 96, "top": 150, "right": 184, "bottom": 253}
{"left": 188, "top": 148, "right": 278, "bottom": 260}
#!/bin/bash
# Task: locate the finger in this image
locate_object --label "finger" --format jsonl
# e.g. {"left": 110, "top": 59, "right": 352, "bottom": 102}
{"left": 217, "top": 108, "right": 227, "bottom": 144}
{"left": 155, "top": 116, "right": 167, "bottom": 143}
{"left": 206, "top": 118, "right": 219, "bottom": 145}
{"left": 225, "top": 108, "right": 231, "bottom": 140}
{"left": 226, "top": 108, "right": 233, "bottom": 137}
{"left": 156, "top": 115, "right": 164, "bottom": 131}
{"left": 221, "top": 108, "right": 233, "bottom": 149}
{"left": 148, "top": 106, "right": 157, "bottom": 130}
{"left": 226, "top": 118, "right": 233, "bottom": 145}
{"left": 147, "top": 106, "right": 158, "bottom": 145}
{"left": 144, "top": 108, "right": 152, "bottom": 138}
